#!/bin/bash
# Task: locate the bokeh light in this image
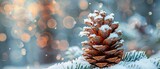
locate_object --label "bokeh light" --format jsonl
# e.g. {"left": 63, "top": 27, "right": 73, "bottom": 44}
{"left": 3, "top": 3, "right": 13, "bottom": 15}
{"left": 20, "top": 33, "right": 31, "bottom": 42}
{"left": 58, "top": 40, "right": 69, "bottom": 51}
{"left": 38, "top": 18, "right": 47, "bottom": 30}
{"left": 21, "top": 48, "right": 26, "bottom": 56}
{"left": 10, "top": 50, "right": 23, "bottom": 63}
{"left": 27, "top": 3, "right": 40, "bottom": 18}
{"left": 37, "top": 34, "right": 49, "bottom": 48}
{"left": 56, "top": 54, "right": 62, "bottom": 60}
{"left": 13, "top": 0, "right": 25, "bottom": 6}
{"left": 47, "top": 18, "right": 57, "bottom": 29}
{"left": 79, "top": 0, "right": 88, "bottom": 10}
{"left": 63, "top": 16, "right": 76, "bottom": 29}
{"left": 0, "top": 33, "right": 7, "bottom": 42}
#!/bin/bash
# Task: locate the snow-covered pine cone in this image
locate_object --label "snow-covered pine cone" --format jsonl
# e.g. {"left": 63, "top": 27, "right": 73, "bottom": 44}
{"left": 79, "top": 10, "right": 124, "bottom": 68}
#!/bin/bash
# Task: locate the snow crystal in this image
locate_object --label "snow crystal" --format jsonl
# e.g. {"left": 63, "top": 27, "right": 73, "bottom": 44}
{"left": 79, "top": 31, "right": 89, "bottom": 37}
{"left": 81, "top": 40, "right": 88, "bottom": 44}
{"left": 120, "top": 39, "right": 124, "bottom": 43}
{"left": 99, "top": 10, "right": 106, "bottom": 14}
{"left": 94, "top": 10, "right": 99, "bottom": 13}
{"left": 108, "top": 65, "right": 127, "bottom": 69}
{"left": 89, "top": 34, "right": 96, "bottom": 38}
{"left": 105, "top": 13, "right": 114, "bottom": 20}
{"left": 83, "top": 26, "right": 91, "bottom": 30}
{"left": 84, "top": 19, "right": 93, "bottom": 23}
{"left": 117, "top": 30, "right": 122, "bottom": 33}
{"left": 108, "top": 33, "right": 119, "bottom": 38}
{"left": 99, "top": 25, "right": 111, "bottom": 32}
{"left": 94, "top": 15, "right": 103, "bottom": 20}
{"left": 88, "top": 13, "right": 97, "bottom": 17}
{"left": 113, "top": 21, "right": 119, "bottom": 24}
{"left": 94, "top": 23, "right": 97, "bottom": 26}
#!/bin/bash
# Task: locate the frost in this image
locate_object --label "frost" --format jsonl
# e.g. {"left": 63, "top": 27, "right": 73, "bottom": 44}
{"left": 89, "top": 34, "right": 96, "bottom": 38}
{"left": 99, "top": 25, "right": 111, "bottom": 32}
{"left": 94, "top": 23, "right": 97, "bottom": 26}
{"left": 108, "top": 65, "right": 127, "bottom": 69}
{"left": 81, "top": 40, "right": 88, "bottom": 44}
{"left": 88, "top": 13, "right": 97, "bottom": 17}
{"left": 47, "top": 51, "right": 160, "bottom": 69}
{"left": 120, "top": 40, "right": 124, "bottom": 44}
{"left": 94, "top": 15, "right": 103, "bottom": 20}
{"left": 108, "top": 33, "right": 119, "bottom": 38}
{"left": 84, "top": 19, "right": 93, "bottom": 24}
{"left": 94, "top": 10, "right": 99, "bottom": 13}
{"left": 113, "top": 21, "right": 119, "bottom": 24}
{"left": 79, "top": 31, "right": 90, "bottom": 37}
{"left": 47, "top": 57, "right": 90, "bottom": 69}
{"left": 117, "top": 30, "right": 122, "bottom": 33}
{"left": 83, "top": 26, "right": 92, "bottom": 30}
{"left": 105, "top": 13, "right": 114, "bottom": 20}
{"left": 100, "top": 10, "right": 106, "bottom": 15}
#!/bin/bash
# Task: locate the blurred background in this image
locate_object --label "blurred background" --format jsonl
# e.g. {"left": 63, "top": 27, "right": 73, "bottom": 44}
{"left": 0, "top": 0, "right": 160, "bottom": 69}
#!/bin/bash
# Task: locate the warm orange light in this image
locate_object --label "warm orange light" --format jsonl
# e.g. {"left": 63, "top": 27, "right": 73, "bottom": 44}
{"left": 0, "top": 33, "right": 7, "bottom": 42}
{"left": 63, "top": 16, "right": 76, "bottom": 29}
{"left": 79, "top": 0, "right": 88, "bottom": 10}
{"left": 13, "top": 0, "right": 25, "bottom": 6}
{"left": 37, "top": 35, "right": 49, "bottom": 48}
{"left": 38, "top": 18, "right": 47, "bottom": 30}
{"left": 47, "top": 18, "right": 57, "bottom": 29}
{"left": 27, "top": 3, "right": 40, "bottom": 18}
{"left": 58, "top": 40, "right": 69, "bottom": 51}
{"left": 3, "top": 4, "right": 13, "bottom": 15}
{"left": 20, "top": 33, "right": 31, "bottom": 42}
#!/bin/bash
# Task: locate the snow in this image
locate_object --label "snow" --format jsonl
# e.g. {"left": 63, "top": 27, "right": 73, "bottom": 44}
{"left": 99, "top": 25, "right": 111, "bottom": 32}
{"left": 94, "top": 23, "right": 97, "bottom": 26}
{"left": 89, "top": 34, "right": 96, "bottom": 38}
{"left": 94, "top": 10, "right": 99, "bottom": 13}
{"left": 94, "top": 15, "right": 103, "bottom": 20}
{"left": 105, "top": 13, "right": 114, "bottom": 20}
{"left": 108, "top": 33, "right": 119, "bottom": 38}
{"left": 120, "top": 39, "right": 124, "bottom": 43}
{"left": 117, "top": 30, "right": 122, "bottom": 33}
{"left": 99, "top": 10, "right": 106, "bottom": 15}
{"left": 113, "top": 21, "right": 119, "bottom": 24}
{"left": 81, "top": 40, "right": 88, "bottom": 44}
{"left": 84, "top": 19, "right": 93, "bottom": 24}
{"left": 88, "top": 13, "right": 97, "bottom": 17}
{"left": 47, "top": 51, "right": 160, "bottom": 69}
{"left": 79, "top": 31, "right": 90, "bottom": 37}
{"left": 83, "top": 26, "right": 91, "bottom": 30}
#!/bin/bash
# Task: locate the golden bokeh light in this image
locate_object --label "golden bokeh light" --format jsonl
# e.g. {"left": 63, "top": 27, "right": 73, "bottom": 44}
{"left": 37, "top": 35, "right": 49, "bottom": 48}
{"left": 3, "top": 4, "right": 13, "bottom": 15}
{"left": 20, "top": 33, "right": 31, "bottom": 42}
{"left": 0, "top": 33, "right": 7, "bottom": 42}
{"left": 13, "top": 0, "right": 25, "bottom": 6}
{"left": 38, "top": 18, "right": 47, "bottom": 30}
{"left": 47, "top": 18, "right": 57, "bottom": 29}
{"left": 58, "top": 40, "right": 69, "bottom": 51}
{"left": 63, "top": 16, "right": 76, "bottom": 29}
{"left": 27, "top": 3, "right": 40, "bottom": 18}
{"left": 79, "top": 0, "right": 88, "bottom": 10}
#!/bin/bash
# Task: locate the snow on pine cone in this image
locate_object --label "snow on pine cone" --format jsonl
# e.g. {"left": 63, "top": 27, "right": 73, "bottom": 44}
{"left": 79, "top": 10, "right": 124, "bottom": 68}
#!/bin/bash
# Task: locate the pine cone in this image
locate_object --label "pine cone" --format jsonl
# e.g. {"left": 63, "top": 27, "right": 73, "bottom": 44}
{"left": 80, "top": 10, "right": 124, "bottom": 68}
